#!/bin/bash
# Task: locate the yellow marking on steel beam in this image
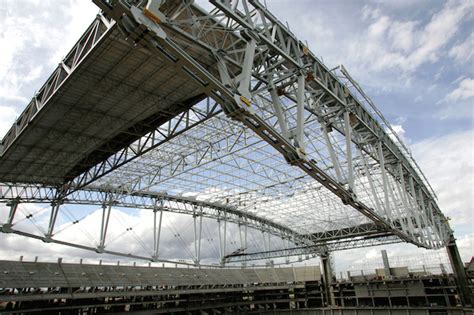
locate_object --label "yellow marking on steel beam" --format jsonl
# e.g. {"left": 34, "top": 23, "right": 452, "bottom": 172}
{"left": 240, "top": 95, "right": 252, "bottom": 107}
{"left": 303, "top": 46, "right": 309, "bottom": 56}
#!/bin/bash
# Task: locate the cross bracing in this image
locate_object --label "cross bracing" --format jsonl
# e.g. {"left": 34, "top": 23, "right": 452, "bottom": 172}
{"left": 0, "top": 183, "right": 397, "bottom": 265}
{"left": 0, "top": 0, "right": 451, "bottom": 264}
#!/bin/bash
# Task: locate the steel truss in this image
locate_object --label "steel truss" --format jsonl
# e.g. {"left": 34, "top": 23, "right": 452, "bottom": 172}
{"left": 90, "top": 0, "right": 450, "bottom": 249}
{"left": 68, "top": 96, "right": 220, "bottom": 192}
{"left": 0, "top": 0, "right": 452, "bottom": 264}
{"left": 225, "top": 235, "right": 402, "bottom": 263}
{"left": 0, "top": 183, "right": 399, "bottom": 263}
{"left": 0, "top": 14, "right": 114, "bottom": 155}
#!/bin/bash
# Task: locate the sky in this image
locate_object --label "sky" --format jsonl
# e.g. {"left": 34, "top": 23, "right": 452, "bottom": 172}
{"left": 0, "top": 0, "right": 472, "bottom": 273}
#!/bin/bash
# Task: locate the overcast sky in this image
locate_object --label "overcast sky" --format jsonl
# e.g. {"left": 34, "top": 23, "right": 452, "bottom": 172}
{"left": 0, "top": 0, "right": 472, "bottom": 272}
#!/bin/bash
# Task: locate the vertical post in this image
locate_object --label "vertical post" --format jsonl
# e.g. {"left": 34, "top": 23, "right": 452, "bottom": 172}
{"left": 418, "top": 189, "right": 434, "bottom": 247}
{"left": 243, "top": 220, "right": 248, "bottom": 267}
{"left": 320, "top": 251, "right": 334, "bottom": 306}
{"left": 238, "top": 222, "right": 243, "bottom": 249}
{"left": 399, "top": 165, "right": 423, "bottom": 243}
{"left": 98, "top": 202, "right": 112, "bottom": 252}
{"left": 222, "top": 214, "right": 227, "bottom": 266}
{"left": 409, "top": 176, "right": 428, "bottom": 244}
{"left": 244, "top": 221, "right": 248, "bottom": 250}
{"left": 344, "top": 111, "right": 354, "bottom": 193}
{"left": 381, "top": 250, "right": 391, "bottom": 278}
{"left": 267, "top": 232, "right": 271, "bottom": 252}
{"left": 193, "top": 210, "right": 198, "bottom": 263}
{"left": 395, "top": 164, "right": 417, "bottom": 237}
{"left": 427, "top": 202, "right": 439, "bottom": 245}
{"left": 45, "top": 200, "right": 62, "bottom": 240}
{"left": 377, "top": 141, "right": 391, "bottom": 219}
{"left": 197, "top": 212, "right": 202, "bottom": 265}
{"left": 216, "top": 55, "right": 232, "bottom": 86}
{"left": 269, "top": 87, "right": 290, "bottom": 141}
{"left": 446, "top": 234, "right": 472, "bottom": 306}
{"left": 193, "top": 207, "right": 203, "bottom": 266}
{"left": 152, "top": 199, "right": 163, "bottom": 261}
{"left": 237, "top": 37, "right": 257, "bottom": 101}
{"left": 218, "top": 218, "right": 223, "bottom": 265}
{"left": 386, "top": 176, "right": 409, "bottom": 232}
{"left": 322, "top": 123, "right": 343, "bottom": 183}
{"left": 2, "top": 199, "right": 19, "bottom": 232}
{"left": 433, "top": 215, "right": 445, "bottom": 246}
{"left": 360, "top": 150, "right": 383, "bottom": 214}
{"left": 296, "top": 74, "right": 306, "bottom": 154}
{"left": 262, "top": 231, "right": 267, "bottom": 252}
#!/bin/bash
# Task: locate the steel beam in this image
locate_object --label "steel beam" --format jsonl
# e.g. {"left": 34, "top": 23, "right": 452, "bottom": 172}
{"left": 92, "top": 0, "right": 450, "bottom": 249}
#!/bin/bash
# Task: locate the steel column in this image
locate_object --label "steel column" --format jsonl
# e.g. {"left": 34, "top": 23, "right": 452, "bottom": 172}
{"left": 152, "top": 199, "right": 164, "bottom": 261}
{"left": 2, "top": 199, "right": 19, "bottom": 232}
{"left": 98, "top": 202, "right": 112, "bottom": 252}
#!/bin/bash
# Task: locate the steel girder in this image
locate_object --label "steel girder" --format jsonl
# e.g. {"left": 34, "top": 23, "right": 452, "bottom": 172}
{"left": 91, "top": 0, "right": 450, "bottom": 249}
{"left": 0, "top": 183, "right": 304, "bottom": 244}
{"left": 225, "top": 235, "right": 402, "bottom": 263}
{"left": 0, "top": 182, "right": 401, "bottom": 263}
{"left": 224, "top": 223, "right": 398, "bottom": 262}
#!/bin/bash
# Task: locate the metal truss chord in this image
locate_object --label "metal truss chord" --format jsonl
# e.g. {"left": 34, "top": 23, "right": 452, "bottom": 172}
{"left": 0, "top": 14, "right": 115, "bottom": 155}
{"left": 0, "top": 183, "right": 402, "bottom": 262}
{"left": 225, "top": 235, "right": 402, "bottom": 263}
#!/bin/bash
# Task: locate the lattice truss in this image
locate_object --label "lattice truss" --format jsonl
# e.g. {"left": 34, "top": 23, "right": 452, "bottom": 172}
{"left": 97, "top": 105, "right": 370, "bottom": 234}
{"left": 0, "top": 0, "right": 451, "bottom": 265}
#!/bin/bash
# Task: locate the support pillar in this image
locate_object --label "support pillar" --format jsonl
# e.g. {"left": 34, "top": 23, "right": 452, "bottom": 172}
{"left": 1, "top": 199, "right": 19, "bottom": 232}
{"left": 152, "top": 199, "right": 164, "bottom": 262}
{"left": 343, "top": 111, "right": 354, "bottom": 193}
{"left": 381, "top": 250, "right": 391, "bottom": 278}
{"left": 193, "top": 208, "right": 202, "bottom": 266}
{"left": 97, "top": 203, "right": 112, "bottom": 252}
{"left": 446, "top": 234, "right": 472, "bottom": 306}
{"left": 218, "top": 218, "right": 224, "bottom": 266}
{"left": 320, "top": 251, "right": 335, "bottom": 306}
{"left": 45, "top": 200, "right": 62, "bottom": 241}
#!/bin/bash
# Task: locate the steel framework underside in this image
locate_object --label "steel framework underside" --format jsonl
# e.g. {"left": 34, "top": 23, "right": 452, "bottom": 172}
{"left": 0, "top": 0, "right": 451, "bottom": 264}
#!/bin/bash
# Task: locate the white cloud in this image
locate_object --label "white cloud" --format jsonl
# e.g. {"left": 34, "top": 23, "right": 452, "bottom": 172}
{"left": 449, "top": 33, "right": 474, "bottom": 64}
{"left": 412, "top": 129, "right": 474, "bottom": 230}
{"left": 405, "top": 0, "right": 473, "bottom": 69}
{"left": 438, "top": 78, "right": 474, "bottom": 119}
{"left": 24, "top": 65, "right": 43, "bottom": 83}
{"left": 368, "top": 15, "right": 391, "bottom": 39}
{"left": 389, "top": 123, "right": 408, "bottom": 145}
{"left": 456, "top": 233, "right": 474, "bottom": 260}
{"left": 388, "top": 20, "right": 417, "bottom": 53}
{"left": 445, "top": 78, "right": 474, "bottom": 102}
{"left": 336, "top": 0, "right": 473, "bottom": 89}
{"left": 361, "top": 5, "right": 381, "bottom": 21}
{"left": 0, "top": 105, "right": 18, "bottom": 137}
